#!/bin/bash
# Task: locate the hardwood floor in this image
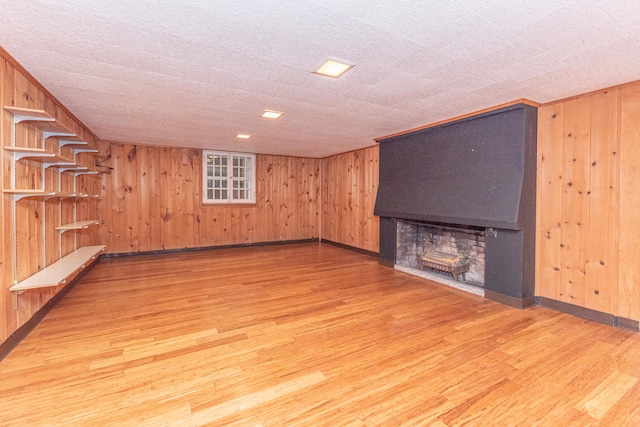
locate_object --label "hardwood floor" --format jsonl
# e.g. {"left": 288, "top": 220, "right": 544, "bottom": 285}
{"left": 1, "top": 242, "right": 639, "bottom": 426}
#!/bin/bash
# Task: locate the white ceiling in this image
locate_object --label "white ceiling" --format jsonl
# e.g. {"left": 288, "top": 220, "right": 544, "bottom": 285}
{"left": 1, "top": 0, "right": 640, "bottom": 158}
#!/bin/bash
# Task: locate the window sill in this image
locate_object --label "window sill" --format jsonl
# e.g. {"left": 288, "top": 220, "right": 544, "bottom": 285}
{"left": 201, "top": 202, "right": 257, "bottom": 208}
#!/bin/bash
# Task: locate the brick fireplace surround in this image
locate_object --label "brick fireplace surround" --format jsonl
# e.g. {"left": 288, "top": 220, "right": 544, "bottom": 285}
{"left": 396, "top": 220, "right": 486, "bottom": 287}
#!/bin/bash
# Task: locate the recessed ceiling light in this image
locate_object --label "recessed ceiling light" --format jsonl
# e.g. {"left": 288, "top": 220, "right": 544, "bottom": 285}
{"left": 261, "top": 110, "right": 284, "bottom": 119}
{"left": 313, "top": 59, "right": 354, "bottom": 78}
{"left": 236, "top": 134, "right": 251, "bottom": 139}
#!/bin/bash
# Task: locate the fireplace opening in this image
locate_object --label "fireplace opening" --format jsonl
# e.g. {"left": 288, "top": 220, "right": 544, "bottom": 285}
{"left": 396, "top": 219, "right": 486, "bottom": 289}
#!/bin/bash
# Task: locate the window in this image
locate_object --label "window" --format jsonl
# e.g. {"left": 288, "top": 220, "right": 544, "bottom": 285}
{"left": 203, "top": 151, "right": 256, "bottom": 204}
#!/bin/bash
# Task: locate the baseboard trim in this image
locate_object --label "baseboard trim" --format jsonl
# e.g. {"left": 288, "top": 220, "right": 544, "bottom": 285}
{"left": 615, "top": 316, "right": 640, "bottom": 332}
{"left": 537, "top": 296, "right": 614, "bottom": 326}
{"left": 0, "top": 259, "right": 100, "bottom": 362}
{"left": 485, "top": 290, "right": 535, "bottom": 309}
{"left": 535, "top": 297, "right": 639, "bottom": 331}
{"left": 101, "top": 238, "right": 320, "bottom": 258}
{"left": 320, "top": 239, "right": 379, "bottom": 258}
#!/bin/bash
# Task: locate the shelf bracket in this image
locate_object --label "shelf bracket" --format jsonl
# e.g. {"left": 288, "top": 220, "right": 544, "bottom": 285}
{"left": 74, "top": 147, "right": 99, "bottom": 154}
{"left": 43, "top": 131, "right": 76, "bottom": 140}
{"left": 74, "top": 170, "right": 99, "bottom": 177}
{"left": 59, "top": 139, "right": 87, "bottom": 147}
{"left": 13, "top": 115, "right": 54, "bottom": 125}
{"left": 59, "top": 166, "right": 88, "bottom": 174}
{"left": 12, "top": 192, "right": 55, "bottom": 202}
{"left": 44, "top": 161, "right": 76, "bottom": 169}
{"left": 12, "top": 151, "right": 56, "bottom": 162}
{"left": 13, "top": 288, "right": 26, "bottom": 309}
{"left": 58, "top": 227, "right": 87, "bottom": 234}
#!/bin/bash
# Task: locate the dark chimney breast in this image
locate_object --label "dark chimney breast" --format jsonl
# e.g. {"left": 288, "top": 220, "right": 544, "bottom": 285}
{"left": 375, "top": 103, "right": 538, "bottom": 308}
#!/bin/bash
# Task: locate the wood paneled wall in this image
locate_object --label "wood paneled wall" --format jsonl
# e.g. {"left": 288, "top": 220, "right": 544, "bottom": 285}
{"left": 537, "top": 82, "right": 640, "bottom": 321}
{"left": 99, "top": 141, "right": 321, "bottom": 253}
{"left": 1, "top": 50, "right": 100, "bottom": 343}
{"left": 321, "top": 146, "right": 380, "bottom": 253}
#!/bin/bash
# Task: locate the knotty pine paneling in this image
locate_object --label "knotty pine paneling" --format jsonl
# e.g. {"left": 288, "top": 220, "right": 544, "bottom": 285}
{"left": 536, "top": 82, "right": 640, "bottom": 321}
{"left": 99, "top": 141, "right": 321, "bottom": 254}
{"left": 619, "top": 88, "right": 640, "bottom": 320}
{"left": 0, "top": 56, "right": 6, "bottom": 345}
{"left": 322, "top": 146, "right": 379, "bottom": 253}
{"left": 586, "top": 91, "right": 619, "bottom": 313}
{"left": 1, "top": 52, "right": 100, "bottom": 343}
{"left": 560, "top": 97, "right": 591, "bottom": 306}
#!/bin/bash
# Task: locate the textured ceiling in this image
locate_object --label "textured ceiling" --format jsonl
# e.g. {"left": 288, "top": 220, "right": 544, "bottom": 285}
{"left": 1, "top": 0, "right": 640, "bottom": 158}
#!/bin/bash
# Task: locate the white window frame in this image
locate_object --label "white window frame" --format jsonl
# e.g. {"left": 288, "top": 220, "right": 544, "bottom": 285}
{"left": 202, "top": 150, "right": 256, "bottom": 204}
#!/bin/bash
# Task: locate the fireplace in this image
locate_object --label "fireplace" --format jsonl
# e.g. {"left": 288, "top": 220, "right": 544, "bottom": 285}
{"left": 396, "top": 220, "right": 486, "bottom": 286}
{"left": 375, "top": 103, "right": 537, "bottom": 308}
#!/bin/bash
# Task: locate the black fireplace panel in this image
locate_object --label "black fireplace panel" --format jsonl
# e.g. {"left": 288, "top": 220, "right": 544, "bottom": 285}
{"left": 485, "top": 229, "right": 533, "bottom": 299}
{"left": 374, "top": 104, "right": 537, "bottom": 230}
{"left": 379, "top": 217, "right": 397, "bottom": 266}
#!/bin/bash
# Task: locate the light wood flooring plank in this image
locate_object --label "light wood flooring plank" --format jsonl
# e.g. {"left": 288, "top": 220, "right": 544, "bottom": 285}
{"left": 0, "top": 242, "right": 639, "bottom": 426}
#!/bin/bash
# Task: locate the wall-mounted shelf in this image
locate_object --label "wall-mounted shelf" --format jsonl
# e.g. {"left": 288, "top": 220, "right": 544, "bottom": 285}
{"left": 4, "top": 104, "right": 103, "bottom": 308}
{"left": 9, "top": 245, "right": 106, "bottom": 292}
{"left": 74, "top": 147, "right": 99, "bottom": 154}
{"left": 3, "top": 189, "right": 55, "bottom": 201}
{"left": 4, "top": 106, "right": 76, "bottom": 135}
{"left": 56, "top": 164, "right": 87, "bottom": 172}
{"left": 59, "top": 139, "right": 88, "bottom": 148}
{"left": 44, "top": 158, "right": 76, "bottom": 168}
{"left": 55, "top": 220, "right": 100, "bottom": 232}
{"left": 4, "top": 146, "right": 57, "bottom": 161}
{"left": 59, "top": 137, "right": 97, "bottom": 151}
{"left": 5, "top": 147, "right": 76, "bottom": 168}
{"left": 44, "top": 192, "right": 77, "bottom": 200}
{"left": 72, "top": 170, "right": 99, "bottom": 176}
{"left": 5, "top": 106, "right": 56, "bottom": 123}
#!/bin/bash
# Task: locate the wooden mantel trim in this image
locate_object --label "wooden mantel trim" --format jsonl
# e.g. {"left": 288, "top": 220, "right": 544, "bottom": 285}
{"left": 375, "top": 98, "right": 540, "bottom": 141}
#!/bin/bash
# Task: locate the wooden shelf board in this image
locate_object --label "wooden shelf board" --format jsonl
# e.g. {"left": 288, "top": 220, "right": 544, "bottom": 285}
{"left": 48, "top": 153, "right": 75, "bottom": 162}
{"left": 4, "top": 106, "right": 54, "bottom": 121}
{"left": 4, "top": 106, "right": 76, "bottom": 136}
{"left": 3, "top": 189, "right": 55, "bottom": 200}
{"left": 5, "top": 146, "right": 50, "bottom": 153}
{"left": 56, "top": 165, "right": 87, "bottom": 172}
{"left": 4, "top": 148, "right": 75, "bottom": 167}
{"left": 5, "top": 147, "right": 56, "bottom": 161}
{"left": 9, "top": 245, "right": 106, "bottom": 292}
{"left": 75, "top": 163, "right": 95, "bottom": 170}
{"left": 55, "top": 220, "right": 100, "bottom": 231}
{"left": 59, "top": 166, "right": 89, "bottom": 173}
{"left": 45, "top": 192, "right": 77, "bottom": 199}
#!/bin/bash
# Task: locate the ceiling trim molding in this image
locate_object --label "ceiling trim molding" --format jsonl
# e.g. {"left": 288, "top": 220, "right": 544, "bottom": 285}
{"left": 541, "top": 79, "right": 640, "bottom": 106}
